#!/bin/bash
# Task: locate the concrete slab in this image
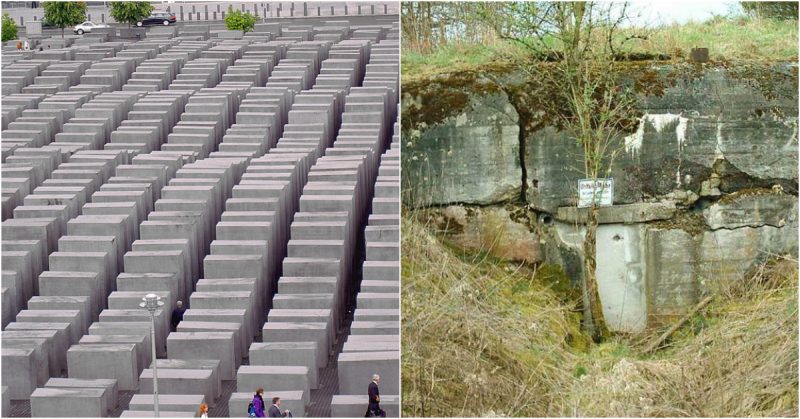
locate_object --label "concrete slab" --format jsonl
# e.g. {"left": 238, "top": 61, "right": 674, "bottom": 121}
{"left": 67, "top": 343, "right": 139, "bottom": 391}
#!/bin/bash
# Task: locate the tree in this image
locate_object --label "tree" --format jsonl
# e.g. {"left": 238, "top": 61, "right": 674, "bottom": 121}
{"left": 401, "top": 2, "right": 502, "bottom": 53}
{"left": 1, "top": 12, "right": 17, "bottom": 42}
{"left": 741, "top": 2, "right": 798, "bottom": 19}
{"left": 224, "top": 8, "right": 257, "bottom": 33}
{"left": 42, "top": 1, "right": 86, "bottom": 38}
{"left": 476, "top": 2, "right": 643, "bottom": 342}
{"left": 109, "top": 1, "right": 154, "bottom": 28}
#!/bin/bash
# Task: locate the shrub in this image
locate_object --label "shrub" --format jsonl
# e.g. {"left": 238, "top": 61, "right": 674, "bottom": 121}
{"left": 224, "top": 8, "right": 257, "bottom": 33}
{"left": 741, "top": 1, "right": 799, "bottom": 19}
{"left": 1, "top": 12, "right": 17, "bottom": 42}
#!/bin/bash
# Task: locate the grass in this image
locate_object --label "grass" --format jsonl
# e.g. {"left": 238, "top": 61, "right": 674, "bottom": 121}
{"left": 402, "top": 16, "right": 799, "bottom": 77}
{"left": 400, "top": 213, "right": 583, "bottom": 417}
{"left": 401, "top": 212, "right": 799, "bottom": 417}
{"left": 633, "top": 15, "right": 799, "bottom": 61}
{"left": 402, "top": 41, "right": 526, "bottom": 78}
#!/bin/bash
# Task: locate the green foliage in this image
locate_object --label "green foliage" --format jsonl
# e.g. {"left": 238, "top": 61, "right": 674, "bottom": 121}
{"left": 43, "top": 1, "right": 86, "bottom": 38}
{"left": 224, "top": 8, "right": 257, "bottom": 33}
{"left": 741, "top": 1, "right": 798, "bottom": 19}
{"left": 403, "top": 16, "right": 799, "bottom": 77}
{"left": 1, "top": 12, "right": 17, "bottom": 42}
{"left": 109, "top": 1, "right": 154, "bottom": 27}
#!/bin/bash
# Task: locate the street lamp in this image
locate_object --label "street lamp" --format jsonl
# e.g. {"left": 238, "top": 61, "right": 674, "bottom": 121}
{"left": 139, "top": 293, "right": 164, "bottom": 417}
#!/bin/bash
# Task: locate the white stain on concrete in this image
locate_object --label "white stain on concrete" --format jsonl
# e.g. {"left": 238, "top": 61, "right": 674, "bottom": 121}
{"left": 454, "top": 112, "right": 468, "bottom": 127}
{"left": 715, "top": 115, "right": 725, "bottom": 160}
{"left": 624, "top": 113, "right": 691, "bottom": 155}
{"left": 783, "top": 117, "right": 798, "bottom": 150}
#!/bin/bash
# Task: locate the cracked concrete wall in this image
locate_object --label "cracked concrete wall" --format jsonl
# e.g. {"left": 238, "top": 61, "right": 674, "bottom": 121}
{"left": 525, "top": 64, "right": 798, "bottom": 213}
{"left": 403, "top": 62, "right": 798, "bottom": 331}
{"left": 403, "top": 63, "right": 798, "bottom": 209}
{"left": 550, "top": 191, "right": 798, "bottom": 331}
{"left": 402, "top": 90, "right": 521, "bottom": 206}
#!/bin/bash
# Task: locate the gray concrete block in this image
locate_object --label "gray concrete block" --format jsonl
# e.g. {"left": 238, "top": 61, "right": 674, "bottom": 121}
{"left": 38, "top": 271, "right": 104, "bottom": 322}
{"left": 67, "top": 344, "right": 139, "bottom": 391}
{"left": 79, "top": 334, "right": 149, "bottom": 375}
{"left": 337, "top": 351, "right": 399, "bottom": 395}
{"left": 1, "top": 386, "right": 9, "bottom": 417}
{"left": 139, "top": 368, "right": 215, "bottom": 407}
{"left": 127, "top": 394, "right": 205, "bottom": 413}
{"left": 167, "top": 332, "right": 237, "bottom": 380}
{"left": 153, "top": 359, "right": 221, "bottom": 398}
{"left": 15, "top": 309, "right": 82, "bottom": 344}
{"left": 249, "top": 341, "right": 320, "bottom": 388}
{"left": 30, "top": 387, "right": 106, "bottom": 418}
{"left": 177, "top": 320, "right": 244, "bottom": 360}
{"left": 45, "top": 378, "right": 119, "bottom": 414}
{"left": 236, "top": 365, "right": 310, "bottom": 405}
{"left": 331, "top": 394, "right": 399, "bottom": 417}
{"left": 262, "top": 322, "right": 330, "bottom": 362}
{"left": 350, "top": 321, "right": 399, "bottom": 335}
{"left": 182, "top": 309, "right": 251, "bottom": 358}
{"left": 228, "top": 391, "right": 304, "bottom": 418}
{"left": 120, "top": 410, "right": 196, "bottom": 417}
{"left": 1, "top": 347, "right": 37, "bottom": 399}
{"left": 1, "top": 340, "right": 49, "bottom": 387}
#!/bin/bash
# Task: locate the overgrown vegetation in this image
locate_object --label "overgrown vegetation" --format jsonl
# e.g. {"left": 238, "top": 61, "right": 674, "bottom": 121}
{"left": 401, "top": 214, "right": 581, "bottom": 416}
{"left": 402, "top": 213, "right": 799, "bottom": 417}
{"left": 1, "top": 12, "right": 17, "bottom": 42}
{"left": 403, "top": 11, "right": 799, "bottom": 77}
{"left": 109, "top": 1, "right": 154, "bottom": 28}
{"left": 42, "top": 1, "right": 86, "bottom": 38}
{"left": 741, "top": 1, "right": 799, "bottom": 20}
{"left": 224, "top": 8, "right": 258, "bottom": 33}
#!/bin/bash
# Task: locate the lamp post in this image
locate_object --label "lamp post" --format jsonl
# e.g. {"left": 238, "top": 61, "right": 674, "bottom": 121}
{"left": 139, "top": 293, "right": 164, "bottom": 417}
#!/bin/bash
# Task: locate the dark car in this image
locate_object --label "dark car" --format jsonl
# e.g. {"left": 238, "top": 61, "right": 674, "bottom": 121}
{"left": 136, "top": 12, "right": 176, "bottom": 26}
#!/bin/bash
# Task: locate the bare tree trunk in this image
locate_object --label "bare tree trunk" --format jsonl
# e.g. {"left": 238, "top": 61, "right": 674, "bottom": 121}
{"left": 583, "top": 205, "right": 610, "bottom": 342}
{"left": 61, "top": 27, "right": 64, "bottom": 38}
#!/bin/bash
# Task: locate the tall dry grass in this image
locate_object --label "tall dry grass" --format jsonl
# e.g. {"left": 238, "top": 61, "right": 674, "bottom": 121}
{"left": 401, "top": 213, "right": 582, "bottom": 417}
{"left": 402, "top": 213, "right": 799, "bottom": 417}
{"left": 570, "top": 258, "right": 798, "bottom": 417}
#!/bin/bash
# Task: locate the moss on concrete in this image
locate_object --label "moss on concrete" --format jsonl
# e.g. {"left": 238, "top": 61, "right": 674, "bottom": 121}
{"left": 649, "top": 211, "right": 708, "bottom": 236}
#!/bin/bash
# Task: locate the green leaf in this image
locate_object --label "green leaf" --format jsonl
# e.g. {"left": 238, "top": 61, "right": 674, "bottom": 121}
{"left": 43, "top": 1, "right": 86, "bottom": 37}
{"left": 108, "top": 1, "right": 154, "bottom": 27}
{"left": 224, "top": 9, "right": 257, "bottom": 33}
{"left": 1, "top": 12, "right": 18, "bottom": 42}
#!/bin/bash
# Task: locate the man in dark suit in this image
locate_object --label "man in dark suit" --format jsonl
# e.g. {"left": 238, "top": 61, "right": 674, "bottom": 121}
{"left": 366, "top": 374, "right": 386, "bottom": 417}
{"left": 268, "top": 396, "right": 291, "bottom": 417}
{"left": 170, "top": 300, "right": 185, "bottom": 331}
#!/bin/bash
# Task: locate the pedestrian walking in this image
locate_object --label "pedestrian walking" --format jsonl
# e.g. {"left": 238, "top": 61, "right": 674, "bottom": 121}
{"left": 171, "top": 300, "right": 185, "bottom": 331}
{"left": 196, "top": 402, "right": 208, "bottom": 418}
{"left": 268, "top": 396, "right": 292, "bottom": 417}
{"left": 249, "top": 387, "right": 266, "bottom": 417}
{"left": 365, "top": 374, "right": 386, "bottom": 417}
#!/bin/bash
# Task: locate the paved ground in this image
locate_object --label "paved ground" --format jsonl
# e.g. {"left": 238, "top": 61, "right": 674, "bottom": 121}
{"left": 9, "top": 318, "right": 354, "bottom": 418}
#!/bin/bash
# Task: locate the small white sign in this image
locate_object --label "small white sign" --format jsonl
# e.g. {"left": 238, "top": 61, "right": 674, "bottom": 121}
{"left": 578, "top": 178, "right": 614, "bottom": 208}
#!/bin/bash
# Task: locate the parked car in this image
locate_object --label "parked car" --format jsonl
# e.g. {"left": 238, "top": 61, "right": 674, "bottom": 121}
{"left": 73, "top": 21, "right": 110, "bottom": 35}
{"left": 137, "top": 12, "right": 177, "bottom": 26}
